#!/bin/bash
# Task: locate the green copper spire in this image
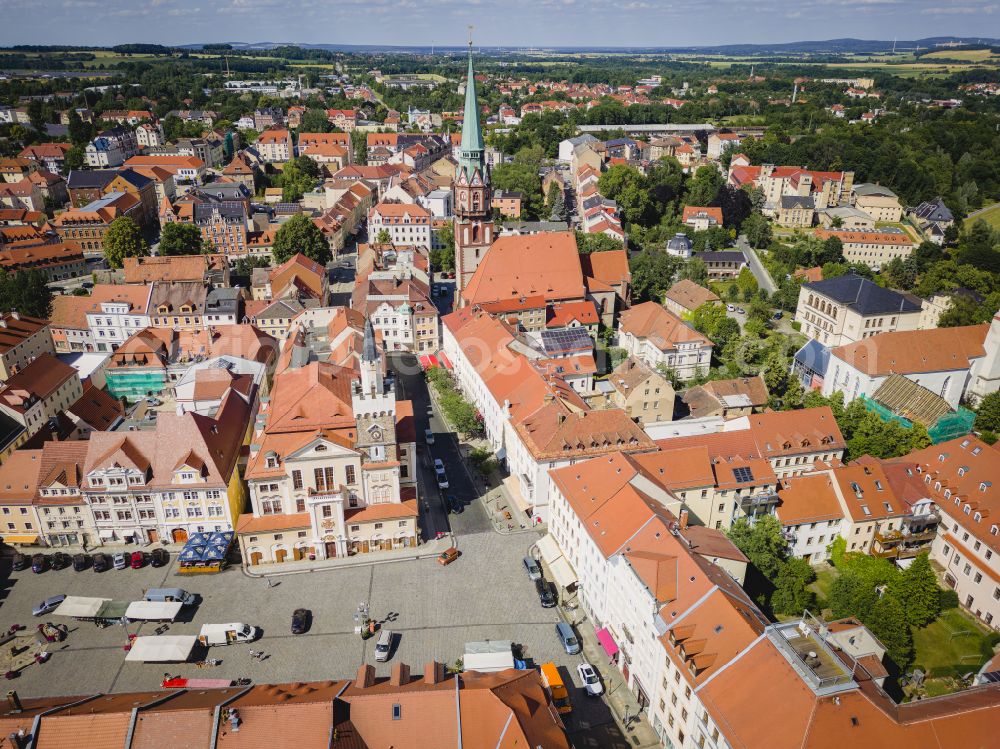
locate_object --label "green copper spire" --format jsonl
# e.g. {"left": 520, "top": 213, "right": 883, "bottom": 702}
{"left": 458, "top": 37, "right": 485, "bottom": 181}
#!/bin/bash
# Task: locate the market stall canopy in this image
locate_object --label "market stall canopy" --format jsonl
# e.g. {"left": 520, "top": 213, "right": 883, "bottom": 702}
{"left": 124, "top": 601, "right": 184, "bottom": 621}
{"left": 52, "top": 596, "right": 110, "bottom": 619}
{"left": 125, "top": 635, "right": 198, "bottom": 663}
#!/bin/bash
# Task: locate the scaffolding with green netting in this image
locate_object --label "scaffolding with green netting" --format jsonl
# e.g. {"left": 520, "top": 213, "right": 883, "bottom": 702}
{"left": 105, "top": 370, "right": 167, "bottom": 402}
{"left": 859, "top": 395, "right": 974, "bottom": 445}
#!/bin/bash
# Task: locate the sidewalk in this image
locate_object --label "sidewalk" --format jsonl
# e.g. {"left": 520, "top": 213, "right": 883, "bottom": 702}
{"left": 568, "top": 607, "right": 662, "bottom": 748}
{"left": 242, "top": 534, "right": 456, "bottom": 578}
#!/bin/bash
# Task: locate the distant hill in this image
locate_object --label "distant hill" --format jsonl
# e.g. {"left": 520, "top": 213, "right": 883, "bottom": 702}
{"left": 176, "top": 37, "right": 1000, "bottom": 56}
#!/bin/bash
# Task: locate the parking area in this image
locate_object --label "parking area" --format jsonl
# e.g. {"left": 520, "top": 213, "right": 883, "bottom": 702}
{"left": 0, "top": 531, "right": 615, "bottom": 735}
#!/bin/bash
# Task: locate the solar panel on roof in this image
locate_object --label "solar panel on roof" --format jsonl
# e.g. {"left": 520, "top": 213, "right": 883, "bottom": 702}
{"left": 732, "top": 466, "right": 754, "bottom": 483}
{"left": 540, "top": 327, "right": 593, "bottom": 355}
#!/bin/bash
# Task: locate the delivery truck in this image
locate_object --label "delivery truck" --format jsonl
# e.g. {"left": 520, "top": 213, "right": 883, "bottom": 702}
{"left": 197, "top": 623, "right": 258, "bottom": 646}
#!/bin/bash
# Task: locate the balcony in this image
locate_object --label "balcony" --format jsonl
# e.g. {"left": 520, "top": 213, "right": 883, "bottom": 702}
{"left": 739, "top": 492, "right": 780, "bottom": 510}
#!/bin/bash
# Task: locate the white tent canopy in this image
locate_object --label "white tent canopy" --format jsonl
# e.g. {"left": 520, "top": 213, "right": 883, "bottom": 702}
{"left": 464, "top": 640, "right": 515, "bottom": 673}
{"left": 52, "top": 596, "right": 111, "bottom": 619}
{"left": 534, "top": 535, "right": 578, "bottom": 589}
{"left": 124, "top": 601, "right": 184, "bottom": 621}
{"left": 125, "top": 636, "right": 198, "bottom": 663}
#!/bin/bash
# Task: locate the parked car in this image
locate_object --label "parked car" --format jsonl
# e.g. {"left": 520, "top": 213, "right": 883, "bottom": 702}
{"left": 434, "top": 458, "right": 449, "bottom": 489}
{"left": 130, "top": 551, "right": 144, "bottom": 569}
{"left": 577, "top": 663, "right": 604, "bottom": 696}
{"left": 112, "top": 552, "right": 128, "bottom": 571}
{"left": 71, "top": 553, "right": 90, "bottom": 571}
{"left": 726, "top": 304, "right": 735, "bottom": 312}
{"left": 426, "top": 403, "right": 434, "bottom": 417}
{"left": 291, "top": 608, "right": 311, "bottom": 635}
{"left": 50, "top": 552, "right": 70, "bottom": 570}
{"left": 437, "top": 547, "right": 460, "bottom": 566}
{"left": 556, "top": 622, "right": 581, "bottom": 655}
{"left": 31, "top": 554, "right": 49, "bottom": 574}
{"left": 773, "top": 311, "right": 783, "bottom": 320}
{"left": 33, "top": 594, "right": 66, "bottom": 617}
{"left": 424, "top": 428, "right": 435, "bottom": 445}
{"left": 149, "top": 548, "right": 169, "bottom": 568}
{"left": 374, "top": 629, "right": 394, "bottom": 662}
{"left": 737, "top": 307, "right": 746, "bottom": 315}
{"left": 522, "top": 556, "right": 542, "bottom": 581}
{"left": 535, "top": 578, "right": 557, "bottom": 608}
{"left": 448, "top": 494, "right": 463, "bottom": 514}
{"left": 92, "top": 553, "right": 110, "bottom": 573}
{"left": 11, "top": 553, "right": 28, "bottom": 571}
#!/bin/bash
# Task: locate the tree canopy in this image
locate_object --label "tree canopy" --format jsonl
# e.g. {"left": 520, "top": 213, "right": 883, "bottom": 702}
{"left": 271, "top": 214, "right": 330, "bottom": 265}
{"left": 159, "top": 222, "right": 207, "bottom": 256}
{"left": 103, "top": 216, "right": 149, "bottom": 269}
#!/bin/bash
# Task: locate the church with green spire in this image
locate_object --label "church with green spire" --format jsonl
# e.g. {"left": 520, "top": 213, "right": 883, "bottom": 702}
{"left": 453, "top": 38, "right": 493, "bottom": 298}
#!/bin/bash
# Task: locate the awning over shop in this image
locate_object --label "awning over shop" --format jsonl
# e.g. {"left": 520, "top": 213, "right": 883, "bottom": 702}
{"left": 596, "top": 627, "right": 619, "bottom": 658}
{"left": 437, "top": 351, "right": 453, "bottom": 370}
{"left": 535, "top": 534, "right": 563, "bottom": 566}
{"left": 1, "top": 535, "right": 38, "bottom": 544}
{"left": 418, "top": 354, "right": 439, "bottom": 370}
{"left": 502, "top": 475, "right": 532, "bottom": 515}
{"left": 549, "top": 555, "right": 577, "bottom": 589}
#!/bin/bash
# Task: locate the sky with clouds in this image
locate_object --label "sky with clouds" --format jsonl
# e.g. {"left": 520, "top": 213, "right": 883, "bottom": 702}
{"left": 0, "top": 0, "right": 996, "bottom": 47}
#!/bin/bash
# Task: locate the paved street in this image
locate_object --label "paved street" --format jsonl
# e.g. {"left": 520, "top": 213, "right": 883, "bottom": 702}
{"left": 737, "top": 234, "right": 777, "bottom": 295}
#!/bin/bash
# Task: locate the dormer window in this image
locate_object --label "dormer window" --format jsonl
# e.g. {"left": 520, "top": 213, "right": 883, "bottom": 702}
{"left": 935, "top": 482, "right": 941, "bottom": 492}
{"left": 958, "top": 467, "right": 968, "bottom": 477}
{"left": 265, "top": 451, "right": 278, "bottom": 469}
{"left": 964, "top": 505, "right": 971, "bottom": 515}
{"left": 991, "top": 525, "right": 998, "bottom": 536}
{"left": 972, "top": 447, "right": 982, "bottom": 456}
{"left": 974, "top": 512, "right": 982, "bottom": 522}
{"left": 981, "top": 482, "right": 991, "bottom": 493}
{"left": 944, "top": 489, "right": 951, "bottom": 499}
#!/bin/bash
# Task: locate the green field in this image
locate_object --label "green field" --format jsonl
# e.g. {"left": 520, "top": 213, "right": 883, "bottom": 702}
{"left": 922, "top": 49, "right": 999, "bottom": 62}
{"left": 969, "top": 203, "right": 1000, "bottom": 232}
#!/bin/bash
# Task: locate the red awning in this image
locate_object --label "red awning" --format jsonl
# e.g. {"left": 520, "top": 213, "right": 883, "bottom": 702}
{"left": 596, "top": 627, "right": 619, "bottom": 658}
{"left": 437, "top": 351, "right": 453, "bottom": 370}
{"left": 418, "top": 354, "right": 439, "bottom": 369}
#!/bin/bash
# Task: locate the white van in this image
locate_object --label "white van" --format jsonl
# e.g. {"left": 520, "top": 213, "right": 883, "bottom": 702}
{"left": 198, "top": 622, "right": 258, "bottom": 646}
{"left": 374, "top": 629, "right": 394, "bottom": 662}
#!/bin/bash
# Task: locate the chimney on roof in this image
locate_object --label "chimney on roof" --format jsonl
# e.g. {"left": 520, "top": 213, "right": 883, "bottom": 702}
{"left": 679, "top": 508, "right": 689, "bottom": 530}
{"left": 424, "top": 661, "right": 445, "bottom": 685}
{"left": 390, "top": 662, "right": 410, "bottom": 687}
{"left": 9, "top": 310, "right": 18, "bottom": 321}
{"left": 356, "top": 663, "right": 376, "bottom": 689}
{"left": 6, "top": 691, "right": 22, "bottom": 714}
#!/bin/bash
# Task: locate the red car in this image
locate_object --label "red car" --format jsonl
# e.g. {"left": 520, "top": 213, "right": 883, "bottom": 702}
{"left": 130, "top": 551, "right": 145, "bottom": 569}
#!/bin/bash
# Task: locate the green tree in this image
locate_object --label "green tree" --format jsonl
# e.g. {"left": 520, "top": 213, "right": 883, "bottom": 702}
{"left": 430, "top": 223, "right": 455, "bottom": 272}
{"left": 102, "top": 216, "right": 149, "bottom": 269}
{"left": 63, "top": 146, "right": 84, "bottom": 175}
{"left": 742, "top": 211, "right": 772, "bottom": 249}
{"left": 598, "top": 164, "right": 652, "bottom": 225}
{"left": 0, "top": 270, "right": 52, "bottom": 318}
{"left": 629, "top": 249, "right": 680, "bottom": 304}
{"left": 677, "top": 257, "right": 708, "bottom": 285}
{"left": 975, "top": 392, "right": 1000, "bottom": 434}
{"left": 27, "top": 99, "right": 46, "bottom": 134}
{"left": 576, "top": 231, "right": 624, "bottom": 254}
{"left": 159, "top": 222, "right": 206, "bottom": 256}
{"left": 279, "top": 155, "right": 321, "bottom": 202}
{"left": 771, "top": 557, "right": 817, "bottom": 616}
{"left": 271, "top": 214, "right": 330, "bottom": 265}
{"left": 868, "top": 593, "right": 914, "bottom": 669}
{"left": 375, "top": 228, "right": 391, "bottom": 245}
{"left": 891, "top": 553, "right": 940, "bottom": 627}
{"left": 67, "top": 109, "right": 92, "bottom": 146}
{"left": 684, "top": 165, "right": 723, "bottom": 208}
{"left": 727, "top": 516, "right": 788, "bottom": 579}
{"left": 301, "top": 108, "right": 332, "bottom": 133}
